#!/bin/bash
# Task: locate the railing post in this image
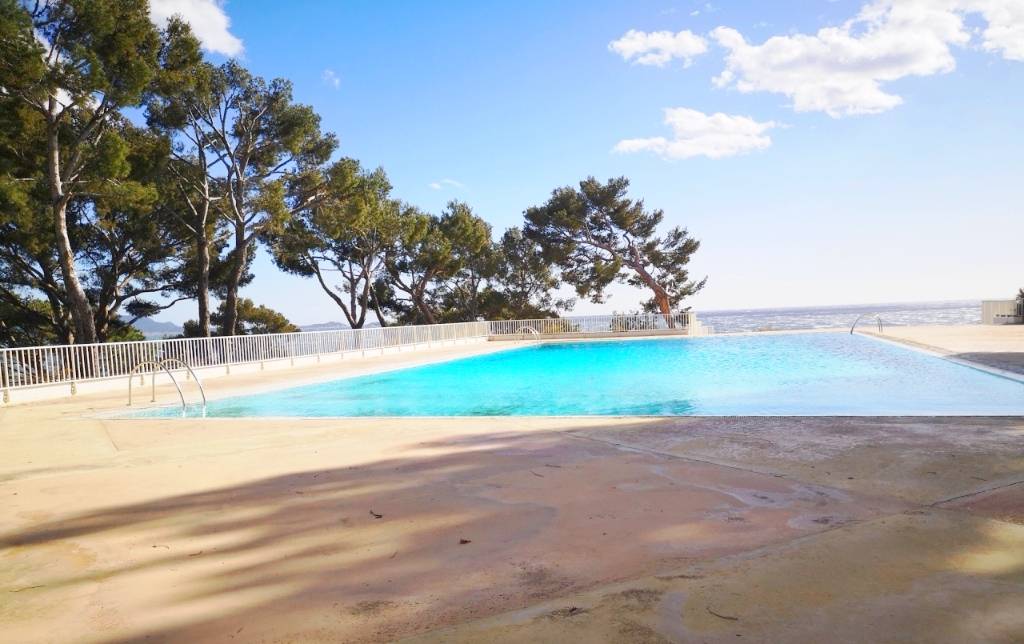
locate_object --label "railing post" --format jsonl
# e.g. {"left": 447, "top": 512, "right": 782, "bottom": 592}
{"left": 225, "top": 338, "right": 233, "bottom": 374}
{"left": 1, "top": 349, "right": 9, "bottom": 404}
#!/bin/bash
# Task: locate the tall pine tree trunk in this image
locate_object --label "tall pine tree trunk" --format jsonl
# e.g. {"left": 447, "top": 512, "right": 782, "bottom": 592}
{"left": 414, "top": 294, "right": 436, "bottom": 325}
{"left": 221, "top": 226, "right": 248, "bottom": 336}
{"left": 628, "top": 255, "right": 676, "bottom": 329}
{"left": 47, "top": 119, "right": 96, "bottom": 344}
{"left": 653, "top": 290, "right": 675, "bottom": 328}
{"left": 196, "top": 232, "right": 212, "bottom": 337}
{"left": 369, "top": 282, "right": 388, "bottom": 328}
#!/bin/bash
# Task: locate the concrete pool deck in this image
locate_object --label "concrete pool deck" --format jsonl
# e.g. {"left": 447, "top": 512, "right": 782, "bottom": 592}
{"left": 1, "top": 325, "right": 1023, "bottom": 642}
{"left": 865, "top": 324, "right": 1024, "bottom": 375}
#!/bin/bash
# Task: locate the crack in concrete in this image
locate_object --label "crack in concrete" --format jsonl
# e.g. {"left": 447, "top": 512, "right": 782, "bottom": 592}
{"left": 930, "top": 478, "right": 1024, "bottom": 507}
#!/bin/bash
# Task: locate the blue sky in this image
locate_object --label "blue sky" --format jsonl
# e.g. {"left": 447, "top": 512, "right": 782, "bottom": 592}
{"left": 151, "top": 0, "right": 1023, "bottom": 325}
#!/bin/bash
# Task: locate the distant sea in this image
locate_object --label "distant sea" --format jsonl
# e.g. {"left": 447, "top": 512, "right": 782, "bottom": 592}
{"left": 698, "top": 300, "right": 981, "bottom": 334}
{"left": 139, "top": 300, "right": 984, "bottom": 339}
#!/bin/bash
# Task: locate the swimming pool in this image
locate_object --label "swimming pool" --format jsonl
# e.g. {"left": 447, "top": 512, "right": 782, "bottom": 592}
{"left": 133, "top": 333, "right": 1024, "bottom": 418}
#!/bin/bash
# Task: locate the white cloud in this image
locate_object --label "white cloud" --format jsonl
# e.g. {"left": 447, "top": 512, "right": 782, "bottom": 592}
{"left": 150, "top": 0, "right": 243, "bottom": 56}
{"left": 429, "top": 178, "right": 465, "bottom": 190}
{"left": 608, "top": 29, "right": 708, "bottom": 67}
{"left": 321, "top": 69, "right": 340, "bottom": 89}
{"left": 614, "top": 108, "right": 777, "bottom": 160}
{"left": 710, "top": 0, "right": 1024, "bottom": 118}
{"left": 966, "top": 0, "right": 1024, "bottom": 60}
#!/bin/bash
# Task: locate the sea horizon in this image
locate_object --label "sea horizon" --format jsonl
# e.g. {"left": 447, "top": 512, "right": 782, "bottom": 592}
{"left": 136, "top": 298, "right": 987, "bottom": 338}
{"left": 698, "top": 299, "right": 982, "bottom": 334}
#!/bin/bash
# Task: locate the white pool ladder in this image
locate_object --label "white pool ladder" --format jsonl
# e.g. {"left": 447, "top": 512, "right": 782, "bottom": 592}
{"left": 849, "top": 314, "right": 885, "bottom": 334}
{"left": 128, "top": 359, "right": 207, "bottom": 410}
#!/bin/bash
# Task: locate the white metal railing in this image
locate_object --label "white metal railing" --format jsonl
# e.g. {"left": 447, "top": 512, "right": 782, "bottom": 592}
{"left": 488, "top": 313, "right": 696, "bottom": 336}
{"left": 0, "top": 321, "right": 489, "bottom": 394}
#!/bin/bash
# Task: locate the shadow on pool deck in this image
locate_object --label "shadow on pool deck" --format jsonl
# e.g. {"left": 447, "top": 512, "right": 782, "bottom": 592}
{"left": 950, "top": 351, "right": 1024, "bottom": 376}
{"left": 1, "top": 417, "right": 1023, "bottom": 643}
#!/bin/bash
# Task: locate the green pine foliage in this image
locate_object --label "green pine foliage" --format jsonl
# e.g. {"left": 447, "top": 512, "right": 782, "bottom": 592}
{"left": 0, "top": 2, "right": 702, "bottom": 347}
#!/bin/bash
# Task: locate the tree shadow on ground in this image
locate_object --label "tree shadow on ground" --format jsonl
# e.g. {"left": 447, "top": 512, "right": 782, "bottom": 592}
{"left": 1, "top": 421, "right": 1021, "bottom": 643}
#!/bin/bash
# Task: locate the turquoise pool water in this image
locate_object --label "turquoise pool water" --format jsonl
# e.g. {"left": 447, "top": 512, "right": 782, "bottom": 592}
{"left": 135, "top": 333, "right": 1024, "bottom": 417}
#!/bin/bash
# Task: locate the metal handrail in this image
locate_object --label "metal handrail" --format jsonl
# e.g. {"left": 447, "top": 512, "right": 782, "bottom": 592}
{"left": 128, "top": 361, "right": 186, "bottom": 407}
{"left": 155, "top": 358, "right": 207, "bottom": 407}
{"left": 849, "top": 313, "right": 885, "bottom": 334}
{"left": 515, "top": 327, "right": 540, "bottom": 335}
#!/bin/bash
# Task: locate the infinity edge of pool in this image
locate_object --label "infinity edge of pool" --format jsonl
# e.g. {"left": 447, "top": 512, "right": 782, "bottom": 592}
{"left": 116, "top": 332, "right": 1024, "bottom": 419}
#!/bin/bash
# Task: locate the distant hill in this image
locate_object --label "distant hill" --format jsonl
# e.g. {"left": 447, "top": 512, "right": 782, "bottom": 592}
{"left": 300, "top": 321, "right": 382, "bottom": 332}
{"left": 300, "top": 321, "right": 349, "bottom": 332}
{"left": 133, "top": 318, "right": 183, "bottom": 338}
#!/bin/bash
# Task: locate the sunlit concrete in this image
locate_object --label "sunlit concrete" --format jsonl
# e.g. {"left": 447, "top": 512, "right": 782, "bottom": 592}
{"left": 869, "top": 324, "right": 1024, "bottom": 375}
{"left": 1, "top": 330, "right": 1022, "bottom": 643}
{"left": 412, "top": 511, "right": 1024, "bottom": 643}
